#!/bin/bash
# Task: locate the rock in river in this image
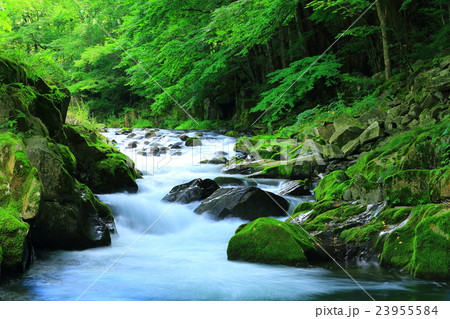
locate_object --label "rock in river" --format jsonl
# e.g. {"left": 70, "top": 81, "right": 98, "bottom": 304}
{"left": 194, "top": 186, "right": 289, "bottom": 221}
{"left": 162, "top": 178, "right": 219, "bottom": 204}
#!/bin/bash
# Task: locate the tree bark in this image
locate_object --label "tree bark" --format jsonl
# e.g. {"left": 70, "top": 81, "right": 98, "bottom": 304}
{"left": 376, "top": 0, "right": 392, "bottom": 80}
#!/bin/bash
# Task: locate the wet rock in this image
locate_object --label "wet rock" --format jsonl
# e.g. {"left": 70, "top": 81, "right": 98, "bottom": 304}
{"left": 127, "top": 133, "right": 137, "bottom": 139}
{"left": 162, "top": 178, "right": 219, "bottom": 204}
{"left": 213, "top": 176, "right": 257, "bottom": 187}
{"left": 200, "top": 157, "right": 228, "bottom": 165}
{"left": 278, "top": 180, "right": 311, "bottom": 196}
{"left": 179, "top": 134, "right": 189, "bottom": 141}
{"left": 145, "top": 132, "right": 156, "bottom": 138}
{"left": 194, "top": 186, "right": 289, "bottom": 221}
{"left": 170, "top": 142, "right": 183, "bottom": 149}
{"left": 126, "top": 141, "right": 138, "bottom": 149}
{"left": 185, "top": 137, "right": 202, "bottom": 147}
{"left": 195, "top": 132, "right": 203, "bottom": 137}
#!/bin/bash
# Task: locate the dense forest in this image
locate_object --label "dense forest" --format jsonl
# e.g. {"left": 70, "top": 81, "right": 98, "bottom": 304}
{"left": 0, "top": 0, "right": 449, "bottom": 301}
{"left": 1, "top": 0, "right": 448, "bottom": 130}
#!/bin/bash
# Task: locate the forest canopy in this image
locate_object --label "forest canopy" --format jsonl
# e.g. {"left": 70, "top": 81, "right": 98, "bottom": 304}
{"left": 0, "top": 0, "right": 448, "bottom": 130}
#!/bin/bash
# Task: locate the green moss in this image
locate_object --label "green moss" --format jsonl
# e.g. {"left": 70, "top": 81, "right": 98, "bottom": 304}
{"left": 340, "top": 221, "right": 384, "bottom": 243}
{"left": 313, "top": 170, "right": 350, "bottom": 201}
{"left": 377, "top": 207, "right": 412, "bottom": 225}
{"left": 185, "top": 136, "right": 202, "bottom": 147}
{"left": 384, "top": 169, "right": 434, "bottom": 206}
{"left": 227, "top": 217, "right": 316, "bottom": 266}
{"left": 380, "top": 204, "right": 448, "bottom": 279}
{"left": 409, "top": 208, "right": 449, "bottom": 280}
{"left": 0, "top": 207, "right": 29, "bottom": 269}
{"left": 224, "top": 130, "right": 240, "bottom": 138}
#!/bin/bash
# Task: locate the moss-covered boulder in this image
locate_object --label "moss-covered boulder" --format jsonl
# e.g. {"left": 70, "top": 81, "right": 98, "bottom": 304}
{"left": 380, "top": 204, "right": 449, "bottom": 280}
{"left": 162, "top": 178, "right": 219, "bottom": 204}
{"left": 64, "top": 124, "right": 139, "bottom": 194}
{"left": 0, "top": 208, "right": 32, "bottom": 273}
{"left": 227, "top": 217, "right": 316, "bottom": 266}
{"left": 20, "top": 135, "right": 113, "bottom": 250}
{"left": 194, "top": 186, "right": 289, "bottom": 221}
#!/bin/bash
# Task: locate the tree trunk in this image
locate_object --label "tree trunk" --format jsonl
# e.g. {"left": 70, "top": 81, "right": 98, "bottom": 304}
{"left": 376, "top": 0, "right": 392, "bottom": 80}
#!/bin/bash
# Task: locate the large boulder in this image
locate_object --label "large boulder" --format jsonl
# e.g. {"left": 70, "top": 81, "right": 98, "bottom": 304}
{"left": 227, "top": 217, "right": 316, "bottom": 266}
{"left": 24, "top": 135, "right": 113, "bottom": 250}
{"left": 63, "top": 124, "right": 139, "bottom": 194}
{"left": 359, "top": 121, "right": 385, "bottom": 145}
{"left": 185, "top": 136, "right": 202, "bottom": 147}
{"left": 162, "top": 179, "right": 219, "bottom": 204}
{"left": 278, "top": 180, "right": 311, "bottom": 196}
{"left": 194, "top": 187, "right": 289, "bottom": 221}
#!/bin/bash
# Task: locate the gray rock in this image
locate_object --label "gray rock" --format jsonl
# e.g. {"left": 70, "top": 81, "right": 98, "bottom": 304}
{"left": 329, "top": 126, "right": 364, "bottom": 148}
{"left": 322, "top": 144, "right": 344, "bottom": 159}
{"left": 194, "top": 187, "right": 289, "bottom": 221}
{"left": 341, "top": 138, "right": 360, "bottom": 157}
{"left": 359, "top": 121, "right": 384, "bottom": 144}
{"left": 278, "top": 180, "right": 311, "bottom": 196}
{"left": 162, "top": 179, "right": 219, "bottom": 204}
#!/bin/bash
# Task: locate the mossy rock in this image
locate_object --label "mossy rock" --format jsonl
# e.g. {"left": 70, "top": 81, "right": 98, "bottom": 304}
{"left": 0, "top": 207, "right": 30, "bottom": 273}
{"left": 380, "top": 204, "right": 449, "bottom": 280}
{"left": 313, "top": 170, "right": 350, "bottom": 202}
{"left": 383, "top": 169, "right": 445, "bottom": 206}
{"left": 227, "top": 217, "right": 316, "bottom": 266}
{"left": 185, "top": 136, "right": 202, "bottom": 147}
{"left": 409, "top": 209, "right": 449, "bottom": 280}
{"left": 225, "top": 130, "right": 240, "bottom": 138}
{"left": 91, "top": 153, "right": 139, "bottom": 194}
{"left": 63, "top": 124, "right": 139, "bottom": 194}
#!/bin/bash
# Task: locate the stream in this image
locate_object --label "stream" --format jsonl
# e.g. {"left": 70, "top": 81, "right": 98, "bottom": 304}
{"left": 0, "top": 129, "right": 449, "bottom": 301}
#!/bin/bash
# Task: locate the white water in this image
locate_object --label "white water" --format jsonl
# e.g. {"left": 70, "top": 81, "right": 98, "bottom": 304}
{"left": 1, "top": 129, "right": 448, "bottom": 301}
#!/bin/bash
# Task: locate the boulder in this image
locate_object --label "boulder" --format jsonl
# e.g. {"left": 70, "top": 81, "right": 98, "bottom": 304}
{"left": 278, "top": 180, "right": 311, "bottom": 196}
{"left": 179, "top": 134, "right": 189, "bottom": 141}
{"left": 200, "top": 157, "right": 228, "bottom": 165}
{"left": 185, "top": 137, "right": 202, "bottom": 147}
{"left": 343, "top": 174, "right": 384, "bottom": 204}
{"left": 194, "top": 186, "right": 289, "bottom": 221}
{"left": 227, "top": 217, "right": 316, "bottom": 266}
{"left": 329, "top": 126, "right": 364, "bottom": 148}
{"left": 314, "top": 122, "right": 335, "bottom": 141}
{"left": 359, "top": 121, "right": 384, "bottom": 144}
{"left": 63, "top": 125, "right": 139, "bottom": 194}
{"left": 341, "top": 138, "right": 360, "bottom": 157}
{"left": 322, "top": 144, "right": 344, "bottom": 159}
{"left": 313, "top": 170, "right": 350, "bottom": 202}
{"left": 358, "top": 108, "right": 387, "bottom": 126}
{"left": 170, "top": 142, "right": 183, "bottom": 149}
{"left": 162, "top": 179, "right": 219, "bottom": 204}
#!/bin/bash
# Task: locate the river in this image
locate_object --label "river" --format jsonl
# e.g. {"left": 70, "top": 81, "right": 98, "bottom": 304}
{"left": 0, "top": 129, "right": 448, "bottom": 301}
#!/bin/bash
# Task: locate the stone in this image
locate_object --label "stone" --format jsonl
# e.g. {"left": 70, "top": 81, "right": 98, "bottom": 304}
{"left": 278, "top": 180, "right": 311, "bottom": 196}
{"left": 162, "top": 179, "right": 219, "bottom": 204}
{"left": 341, "top": 138, "right": 360, "bottom": 157}
{"left": 329, "top": 126, "right": 364, "bottom": 148}
{"left": 358, "top": 108, "right": 387, "bottom": 126}
{"left": 387, "top": 104, "right": 409, "bottom": 118}
{"left": 322, "top": 144, "right": 344, "bottom": 159}
{"left": 314, "top": 122, "right": 335, "bottom": 141}
{"left": 170, "top": 142, "right": 183, "bottom": 149}
{"left": 145, "top": 132, "right": 155, "bottom": 138}
{"left": 194, "top": 187, "right": 289, "bottom": 221}
{"left": 227, "top": 217, "right": 316, "bottom": 266}
{"left": 185, "top": 137, "right": 202, "bottom": 147}
{"left": 126, "top": 141, "right": 138, "bottom": 149}
{"left": 179, "top": 134, "right": 189, "bottom": 141}
{"left": 359, "top": 121, "right": 384, "bottom": 144}
{"left": 343, "top": 174, "right": 384, "bottom": 204}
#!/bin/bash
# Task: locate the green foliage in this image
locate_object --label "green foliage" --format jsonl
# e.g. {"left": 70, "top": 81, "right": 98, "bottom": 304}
{"left": 251, "top": 54, "right": 342, "bottom": 126}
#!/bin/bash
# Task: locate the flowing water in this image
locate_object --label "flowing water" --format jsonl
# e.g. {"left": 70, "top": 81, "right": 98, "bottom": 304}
{"left": 0, "top": 129, "right": 449, "bottom": 301}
